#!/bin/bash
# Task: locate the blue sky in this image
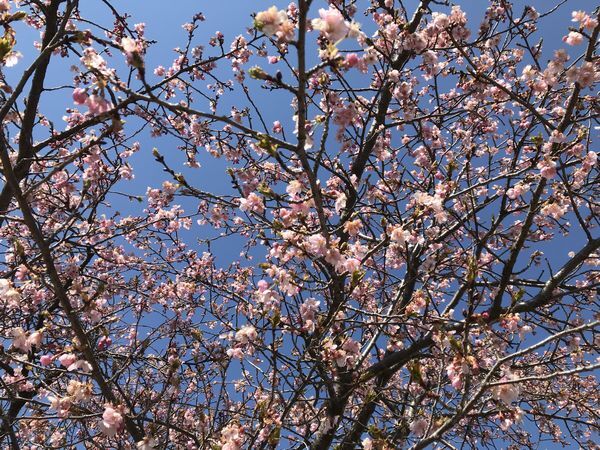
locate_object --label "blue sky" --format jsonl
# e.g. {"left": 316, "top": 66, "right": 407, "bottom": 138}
{"left": 8, "top": 0, "right": 597, "bottom": 208}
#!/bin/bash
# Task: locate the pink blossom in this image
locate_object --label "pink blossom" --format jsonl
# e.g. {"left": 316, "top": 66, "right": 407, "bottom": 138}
{"left": 537, "top": 159, "right": 557, "bottom": 179}
{"left": 576, "top": 61, "right": 597, "bottom": 87}
{"left": 72, "top": 88, "right": 88, "bottom": 105}
{"left": 334, "top": 193, "right": 347, "bottom": 214}
{"left": 506, "top": 183, "right": 528, "bottom": 200}
{"left": 97, "top": 336, "right": 112, "bottom": 350}
{"left": 306, "top": 234, "right": 328, "bottom": 257}
{"left": 239, "top": 192, "right": 265, "bottom": 214}
{"left": 9, "top": 327, "right": 29, "bottom": 352}
{"left": 500, "top": 314, "right": 521, "bottom": 332}
{"left": 100, "top": 404, "right": 124, "bottom": 437}
{"left": 220, "top": 423, "right": 244, "bottom": 450}
{"left": 344, "top": 53, "right": 359, "bottom": 68}
{"left": 85, "top": 94, "right": 112, "bottom": 115}
{"left": 27, "top": 330, "right": 42, "bottom": 348}
{"left": 286, "top": 180, "right": 303, "bottom": 197}
{"left": 49, "top": 431, "right": 65, "bottom": 446}
{"left": 323, "top": 340, "right": 349, "bottom": 367}
{"left": 446, "top": 359, "right": 464, "bottom": 389}
{"left": 492, "top": 372, "right": 520, "bottom": 404}
{"left": 571, "top": 10, "right": 587, "bottom": 23}
{"left": 583, "top": 151, "right": 597, "bottom": 168}
{"left": 519, "top": 325, "right": 533, "bottom": 339}
{"left": 9, "top": 328, "right": 42, "bottom": 353}
{"left": 390, "top": 225, "right": 409, "bottom": 245}
{"left": 226, "top": 347, "right": 244, "bottom": 359}
{"left": 521, "top": 64, "right": 536, "bottom": 80}
{"left": 563, "top": 31, "right": 584, "bottom": 46}
{"left": 324, "top": 338, "right": 360, "bottom": 367}
{"left": 47, "top": 395, "right": 72, "bottom": 416}
{"left": 121, "top": 37, "right": 139, "bottom": 54}
{"left": 121, "top": 37, "right": 143, "bottom": 66}
{"left": 81, "top": 47, "right": 107, "bottom": 71}
{"left": 406, "top": 290, "right": 427, "bottom": 315}
{"left": 344, "top": 257, "right": 361, "bottom": 273}
{"left": 343, "top": 219, "right": 362, "bottom": 236}
{"left": 0, "top": 279, "right": 19, "bottom": 305}
{"left": 571, "top": 11, "right": 598, "bottom": 29}
{"left": 432, "top": 12, "right": 450, "bottom": 29}
{"left": 257, "top": 280, "right": 269, "bottom": 292}
{"left": 40, "top": 354, "right": 53, "bottom": 366}
{"left": 67, "top": 359, "right": 93, "bottom": 373}
{"left": 58, "top": 353, "right": 77, "bottom": 368}
{"left": 566, "top": 61, "right": 597, "bottom": 88}
{"left": 312, "top": 8, "right": 350, "bottom": 42}
{"left": 325, "top": 247, "right": 344, "bottom": 269}
{"left": 1, "top": 2, "right": 598, "bottom": 447}
{"left": 67, "top": 380, "right": 92, "bottom": 402}
{"left": 235, "top": 325, "right": 257, "bottom": 344}
{"left": 300, "top": 298, "right": 320, "bottom": 333}
{"left": 255, "top": 6, "right": 288, "bottom": 36}
{"left": 541, "top": 202, "right": 567, "bottom": 220}
{"left": 4, "top": 51, "right": 22, "bottom": 67}
{"left": 413, "top": 192, "right": 447, "bottom": 222}
{"left": 255, "top": 282, "right": 280, "bottom": 310}
{"left": 548, "top": 130, "right": 566, "bottom": 143}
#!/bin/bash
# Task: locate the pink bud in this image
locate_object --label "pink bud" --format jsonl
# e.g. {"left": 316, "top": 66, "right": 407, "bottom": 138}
{"left": 97, "top": 336, "right": 112, "bottom": 350}
{"left": 344, "top": 53, "right": 359, "bottom": 68}
{"left": 40, "top": 354, "right": 53, "bottom": 366}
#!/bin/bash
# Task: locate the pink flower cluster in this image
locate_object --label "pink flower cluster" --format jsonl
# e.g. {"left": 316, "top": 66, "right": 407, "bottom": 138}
{"left": 58, "top": 353, "right": 93, "bottom": 373}
{"left": 571, "top": 10, "right": 598, "bottom": 30}
{"left": 73, "top": 88, "right": 113, "bottom": 115}
{"left": 566, "top": 61, "right": 597, "bottom": 88}
{"left": 537, "top": 159, "right": 557, "bottom": 179}
{"left": 0, "top": 279, "right": 20, "bottom": 307}
{"left": 254, "top": 6, "right": 294, "bottom": 42}
{"left": 9, "top": 327, "right": 42, "bottom": 352}
{"left": 563, "top": 31, "right": 584, "bottom": 46}
{"left": 446, "top": 355, "right": 479, "bottom": 390}
{"left": 220, "top": 423, "right": 244, "bottom": 450}
{"left": 492, "top": 371, "right": 520, "bottom": 404}
{"left": 299, "top": 298, "right": 320, "bottom": 333}
{"left": 100, "top": 404, "right": 125, "bottom": 437}
{"left": 321, "top": 337, "right": 361, "bottom": 368}
{"left": 572, "top": 151, "right": 597, "bottom": 188}
{"left": 311, "top": 7, "right": 360, "bottom": 43}
{"left": 413, "top": 191, "right": 447, "bottom": 222}
{"left": 255, "top": 280, "right": 281, "bottom": 311}
{"left": 239, "top": 192, "right": 265, "bottom": 214}
{"left": 227, "top": 325, "right": 258, "bottom": 360}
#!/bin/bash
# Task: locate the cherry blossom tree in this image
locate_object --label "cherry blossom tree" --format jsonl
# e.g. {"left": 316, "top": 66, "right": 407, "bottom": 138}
{"left": 0, "top": 0, "right": 599, "bottom": 448}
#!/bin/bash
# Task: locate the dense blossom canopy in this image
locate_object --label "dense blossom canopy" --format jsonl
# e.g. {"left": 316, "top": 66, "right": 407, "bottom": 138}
{"left": 0, "top": 0, "right": 598, "bottom": 449}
